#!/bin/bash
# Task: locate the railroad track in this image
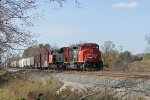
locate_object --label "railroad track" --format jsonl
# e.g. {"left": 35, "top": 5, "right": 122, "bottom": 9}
{"left": 64, "top": 71, "right": 150, "bottom": 79}
{"left": 4, "top": 68, "right": 150, "bottom": 79}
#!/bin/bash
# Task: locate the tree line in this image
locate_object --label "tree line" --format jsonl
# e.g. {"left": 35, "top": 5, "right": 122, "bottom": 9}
{"left": 101, "top": 41, "right": 143, "bottom": 71}
{"left": 22, "top": 44, "right": 51, "bottom": 58}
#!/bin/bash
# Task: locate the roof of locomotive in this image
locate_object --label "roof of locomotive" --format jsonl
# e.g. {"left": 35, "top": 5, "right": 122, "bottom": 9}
{"left": 79, "top": 43, "right": 99, "bottom": 47}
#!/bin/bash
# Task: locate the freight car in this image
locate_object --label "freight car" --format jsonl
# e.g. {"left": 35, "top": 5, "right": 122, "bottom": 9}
{"left": 10, "top": 60, "right": 19, "bottom": 68}
{"left": 18, "top": 58, "right": 24, "bottom": 68}
{"left": 10, "top": 43, "right": 103, "bottom": 71}
{"left": 34, "top": 47, "right": 69, "bottom": 70}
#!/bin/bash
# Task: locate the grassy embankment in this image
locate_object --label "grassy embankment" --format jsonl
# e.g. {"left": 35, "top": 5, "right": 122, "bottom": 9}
{"left": 129, "top": 59, "right": 150, "bottom": 72}
{"left": 0, "top": 68, "right": 148, "bottom": 100}
{"left": 0, "top": 69, "right": 84, "bottom": 100}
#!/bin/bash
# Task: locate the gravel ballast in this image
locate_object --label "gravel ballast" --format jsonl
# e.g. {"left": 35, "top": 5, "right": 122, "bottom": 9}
{"left": 4, "top": 69, "right": 150, "bottom": 99}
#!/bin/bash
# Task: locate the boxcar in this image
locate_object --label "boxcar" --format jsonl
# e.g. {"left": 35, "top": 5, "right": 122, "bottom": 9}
{"left": 10, "top": 60, "right": 19, "bottom": 68}
{"left": 19, "top": 59, "right": 24, "bottom": 68}
{"left": 29, "top": 57, "right": 34, "bottom": 68}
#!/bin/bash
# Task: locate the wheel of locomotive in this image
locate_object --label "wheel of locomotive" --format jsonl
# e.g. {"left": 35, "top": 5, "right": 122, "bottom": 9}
{"left": 78, "top": 65, "right": 81, "bottom": 71}
{"left": 52, "top": 65, "right": 55, "bottom": 70}
{"left": 96, "top": 64, "right": 100, "bottom": 71}
{"left": 62, "top": 65, "right": 65, "bottom": 70}
{"left": 82, "top": 64, "right": 86, "bottom": 71}
{"left": 91, "top": 64, "right": 94, "bottom": 71}
{"left": 48, "top": 64, "right": 51, "bottom": 70}
{"left": 62, "top": 65, "right": 66, "bottom": 71}
{"left": 54, "top": 64, "right": 57, "bottom": 70}
{"left": 59, "top": 64, "right": 62, "bottom": 70}
{"left": 65, "top": 66, "right": 68, "bottom": 71}
{"left": 94, "top": 64, "right": 98, "bottom": 71}
{"left": 99, "top": 62, "right": 103, "bottom": 70}
{"left": 65, "top": 65, "right": 67, "bottom": 70}
{"left": 93, "top": 63, "right": 100, "bottom": 71}
{"left": 80, "top": 64, "right": 83, "bottom": 71}
{"left": 77, "top": 65, "right": 80, "bottom": 71}
{"left": 57, "top": 65, "right": 60, "bottom": 70}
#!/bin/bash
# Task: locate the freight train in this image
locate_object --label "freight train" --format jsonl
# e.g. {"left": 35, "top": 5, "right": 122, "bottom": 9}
{"left": 10, "top": 43, "right": 103, "bottom": 71}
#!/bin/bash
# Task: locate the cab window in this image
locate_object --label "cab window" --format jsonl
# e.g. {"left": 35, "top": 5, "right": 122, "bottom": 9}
{"left": 81, "top": 45, "right": 99, "bottom": 50}
{"left": 92, "top": 46, "right": 99, "bottom": 50}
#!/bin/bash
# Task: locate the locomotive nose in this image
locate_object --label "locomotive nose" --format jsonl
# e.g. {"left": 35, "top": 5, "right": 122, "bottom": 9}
{"left": 84, "top": 49, "right": 98, "bottom": 62}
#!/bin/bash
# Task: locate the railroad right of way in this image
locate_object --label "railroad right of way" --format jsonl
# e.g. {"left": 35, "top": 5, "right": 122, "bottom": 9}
{"left": 4, "top": 68, "right": 150, "bottom": 99}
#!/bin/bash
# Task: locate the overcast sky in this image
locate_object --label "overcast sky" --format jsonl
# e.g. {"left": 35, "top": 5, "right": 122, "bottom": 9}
{"left": 31, "top": 0, "right": 150, "bottom": 54}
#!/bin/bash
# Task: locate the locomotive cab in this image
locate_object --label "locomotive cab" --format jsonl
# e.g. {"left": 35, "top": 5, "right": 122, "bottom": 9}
{"left": 78, "top": 43, "right": 101, "bottom": 62}
{"left": 78, "top": 43, "right": 103, "bottom": 70}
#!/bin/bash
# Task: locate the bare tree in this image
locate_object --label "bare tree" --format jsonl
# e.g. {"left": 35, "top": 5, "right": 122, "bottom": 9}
{"left": 0, "top": 0, "right": 79, "bottom": 56}
{"left": 101, "top": 41, "right": 115, "bottom": 53}
{"left": 101, "top": 41, "right": 117, "bottom": 67}
{"left": 0, "top": 0, "right": 38, "bottom": 54}
{"left": 49, "top": 0, "right": 80, "bottom": 8}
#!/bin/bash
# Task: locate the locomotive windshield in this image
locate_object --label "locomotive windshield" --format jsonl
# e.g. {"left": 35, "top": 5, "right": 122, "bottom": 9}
{"left": 81, "top": 44, "right": 99, "bottom": 50}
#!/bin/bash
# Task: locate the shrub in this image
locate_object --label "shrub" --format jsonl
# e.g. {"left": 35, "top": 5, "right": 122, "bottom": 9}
{"left": 143, "top": 53, "right": 150, "bottom": 60}
{"left": 112, "top": 51, "right": 132, "bottom": 71}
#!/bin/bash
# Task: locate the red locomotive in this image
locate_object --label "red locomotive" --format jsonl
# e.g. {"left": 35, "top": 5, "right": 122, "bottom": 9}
{"left": 66, "top": 43, "right": 103, "bottom": 70}
{"left": 12, "top": 43, "right": 103, "bottom": 71}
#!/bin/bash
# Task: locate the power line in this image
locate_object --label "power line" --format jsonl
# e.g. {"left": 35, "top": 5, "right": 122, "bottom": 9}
{"left": 119, "top": 45, "right": 123, "bottom": 53}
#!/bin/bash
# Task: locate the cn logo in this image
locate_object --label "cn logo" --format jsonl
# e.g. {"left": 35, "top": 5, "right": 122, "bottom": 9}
{"left": 86, "top": 54, "right": 97, "bottom": 59}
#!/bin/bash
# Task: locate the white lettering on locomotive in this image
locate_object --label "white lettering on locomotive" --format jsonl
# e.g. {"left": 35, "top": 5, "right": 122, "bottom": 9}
{"left": 86, "top": 54, "right": 97, "bottom": 59}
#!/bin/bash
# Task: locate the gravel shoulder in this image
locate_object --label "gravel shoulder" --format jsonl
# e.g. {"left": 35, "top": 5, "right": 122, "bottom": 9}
{"left": 4, "top": 68, "right": 150, "bottom": 99}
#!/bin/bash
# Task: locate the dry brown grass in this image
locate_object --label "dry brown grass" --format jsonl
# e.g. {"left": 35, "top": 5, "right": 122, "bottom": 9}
{"left": 0, "top": 77, "right": 63, "bottom": 100}
{"left": 0, "top": 68, "right": 6, "bottom": 75}
{"left": 0, "top": 75, "right": 87, "bottom": 100}
{"left": 129, "top": 60, "right": 150, "bottom": 72}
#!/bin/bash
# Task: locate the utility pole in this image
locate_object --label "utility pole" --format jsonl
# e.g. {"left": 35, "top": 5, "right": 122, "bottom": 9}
{"left": 0, "top": 52, "right": 2, "bottom": 66}
{"left": 0, "top": 56, "right": 1, "bottom": 63}
{"left": 0, "top": 52, "right": 1, "bottom": 63}
{"left": 119, "top": 45, "right": 123, "bottom": 53}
